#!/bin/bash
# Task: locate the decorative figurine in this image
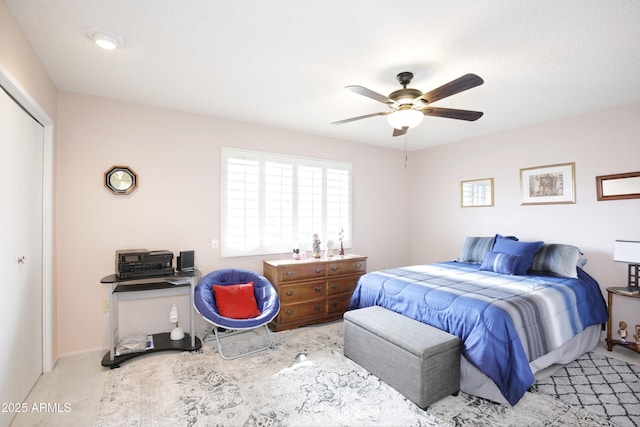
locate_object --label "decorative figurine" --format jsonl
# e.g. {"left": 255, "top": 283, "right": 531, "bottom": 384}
{"left": 618, "top": 321, "right": 628, "bottom": 343}
{"left": 325, "top": 240, "right": 335, "bottom": 258}
{"left": 338, "top": 228, "right": 345, "bottom": 256}
{"left": 312, "top": 234, "right": 321, "bottom": 258}
{"left": 635, "top": 325, "right": 640, "bottom": 349}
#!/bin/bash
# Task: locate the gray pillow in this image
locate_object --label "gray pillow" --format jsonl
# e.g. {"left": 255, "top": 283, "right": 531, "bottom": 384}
{"left": 457, "top": 236, "right": 495, "bottom": 264}
{"left": 530, "top": 244, "right": 582, "bottom": 278}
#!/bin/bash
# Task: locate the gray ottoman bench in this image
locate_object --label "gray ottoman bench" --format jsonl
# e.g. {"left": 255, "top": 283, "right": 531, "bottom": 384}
{"left": 343, "top": 306, "right": 460, "bottom": 409}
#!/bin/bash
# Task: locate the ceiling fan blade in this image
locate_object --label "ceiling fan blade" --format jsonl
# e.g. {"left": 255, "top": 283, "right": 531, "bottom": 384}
{"left": 330, "top": 111, "right": 389, "bottom": 125}
{"left": 392, "top": 127, "right": 407, "bottom": 137}
{"left": 345, "top": 85, "right": 394, "bottom": 105}
{"left": 417, "top": 74, "right": 484, "bottom": 105}
{"left": 423, "top": 107, "right": 484, "bottom": 121}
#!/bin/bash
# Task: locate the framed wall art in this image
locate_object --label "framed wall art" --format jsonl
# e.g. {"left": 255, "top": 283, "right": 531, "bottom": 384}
{"left": 460, "top": 178, "right": 494, "bottom": 207}
{"left": 520, "top": 162, "right": 575, "bottom": 205}
{"left": 596, "top": 171, "right": 640, "bottom": 201}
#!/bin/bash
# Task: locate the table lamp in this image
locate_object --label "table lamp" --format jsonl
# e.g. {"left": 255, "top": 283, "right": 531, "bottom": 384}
{"left": 169, "top": 304, "right": 185, "bottom": 341}
{"left": 614, "top": 240, "right": 640, "bottom": 288}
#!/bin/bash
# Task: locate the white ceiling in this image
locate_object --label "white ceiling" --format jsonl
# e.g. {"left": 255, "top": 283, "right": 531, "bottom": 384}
{"left": 5, "top": 0, "right": 640, "bottom": 151}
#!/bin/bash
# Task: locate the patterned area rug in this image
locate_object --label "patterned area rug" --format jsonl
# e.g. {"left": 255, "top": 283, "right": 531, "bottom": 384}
{"left": 96, "top": 321, "right": 616, "bottom": 426}
{"left": 532, "top": 351, "right": 640, "bottom": 427}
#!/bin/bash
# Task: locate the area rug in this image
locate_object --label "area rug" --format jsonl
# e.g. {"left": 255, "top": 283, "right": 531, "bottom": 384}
{"left": 96, "top": 321, "right": 615, "bottom": 426}
{"left": 532, "top": 351, "right": 640, "bottom": 427}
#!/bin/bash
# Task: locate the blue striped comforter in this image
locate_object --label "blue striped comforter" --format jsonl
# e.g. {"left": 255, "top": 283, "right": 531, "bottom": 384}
{"left": 349, "top": 261, "right": 608, "bottom": 405}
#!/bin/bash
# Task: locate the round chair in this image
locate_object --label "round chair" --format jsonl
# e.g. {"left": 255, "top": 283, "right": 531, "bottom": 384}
{"left": 194, "top": 268, "right": 280, "bottom": 359}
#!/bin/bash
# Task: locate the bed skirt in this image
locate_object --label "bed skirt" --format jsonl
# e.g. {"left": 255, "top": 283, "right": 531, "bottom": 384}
{"left": 460, "top": 324, "right": 602, "bottom": 404}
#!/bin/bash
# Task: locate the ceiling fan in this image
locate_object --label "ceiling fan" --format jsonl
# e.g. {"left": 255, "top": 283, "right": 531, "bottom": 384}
{"left": 331, "top": 72, "right": 484, "bottom": 137}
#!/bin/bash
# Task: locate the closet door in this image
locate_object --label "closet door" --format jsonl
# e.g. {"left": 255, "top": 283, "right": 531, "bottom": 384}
{"left": 0, "top": 87, "right": 44, "bottom": 427}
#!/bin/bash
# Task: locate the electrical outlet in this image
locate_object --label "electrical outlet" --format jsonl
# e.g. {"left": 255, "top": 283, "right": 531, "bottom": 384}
{"left": 211, "top": 239, "right": 219, "bottom": 250}
{"left": 102, "top": 298, "right": 109, "bottom": 313}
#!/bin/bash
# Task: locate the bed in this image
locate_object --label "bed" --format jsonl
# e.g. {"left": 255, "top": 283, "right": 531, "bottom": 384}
{"left": 348, "top": 235, "right": 608, "bottom": 406}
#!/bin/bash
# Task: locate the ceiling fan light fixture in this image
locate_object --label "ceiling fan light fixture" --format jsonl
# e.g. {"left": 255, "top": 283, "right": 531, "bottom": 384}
{"left": 387, "top": 108, "right": 424, "bottom": 130}
{"left": 86, "top": 28, "right": 124, "bottom": 50}
{"left": 389, "top": 88, "right": 422, "bottom": 106}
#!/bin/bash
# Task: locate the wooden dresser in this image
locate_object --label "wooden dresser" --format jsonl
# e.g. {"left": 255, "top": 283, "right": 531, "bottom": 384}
{"left": 263, "top": 254, "right": 367, "bottom": 331}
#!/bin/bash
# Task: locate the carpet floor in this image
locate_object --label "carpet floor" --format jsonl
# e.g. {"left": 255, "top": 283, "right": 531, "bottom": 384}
{"left": 532, "top": 351, "right": 640, "bottom": 427}
{"left": 96, "top": 321, "right": 622, "bottom": 426}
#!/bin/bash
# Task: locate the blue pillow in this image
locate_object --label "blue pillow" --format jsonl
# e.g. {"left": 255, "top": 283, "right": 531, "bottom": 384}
{"left": 492, "top": 234, "right": 544, "bottom": 275}
{"left": 480, "top": 251, "right": 522, "bottom": 275}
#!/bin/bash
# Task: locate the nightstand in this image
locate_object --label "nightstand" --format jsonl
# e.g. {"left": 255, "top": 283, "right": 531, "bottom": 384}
{"left": 605, "top": 287, "right": 640, "bottom": 354}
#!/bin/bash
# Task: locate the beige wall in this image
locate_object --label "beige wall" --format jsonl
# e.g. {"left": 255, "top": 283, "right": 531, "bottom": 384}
{"left": 56, "top": 91, "right": 412, "bottom": 355}
{"left": 410, "top": 102, "right": 640, "bottom": 333}
{"left": 0, "top": 0, "right": 56, "bottom": 117}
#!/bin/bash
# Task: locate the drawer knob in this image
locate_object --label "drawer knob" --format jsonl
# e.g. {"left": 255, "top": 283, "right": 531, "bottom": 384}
{"left": 286, "top": 290, "right": 294, "bottom": 296}
{"left": 356, "top": 263, "right": 362, "bottom": 269}
{"left": 285, "top": 271, "right": 294, "bottom": 277}
{"left": 314, "top": 286, "right": 322, "bottom": 293}
{"left": 286, "top": 309, "right": 295, "bottom": 315}
{"left": 331, "top": 301, "right": 339, "bottom": 307}
{"left": 315, "top": 268, "right": 323, "bottom": 274}
{"left": 330, "top": 266, "right": 338, "bottom": 272}
{"left": 314, "top": 305, "right": 322, "bottom": 311}
{"left": 330, "top": 284, "right": 338, "bottom": 290}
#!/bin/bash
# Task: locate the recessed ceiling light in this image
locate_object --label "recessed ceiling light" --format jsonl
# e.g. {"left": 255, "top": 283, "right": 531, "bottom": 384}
{"left": 86, "top": 28, "right": 124, "bottom": 50}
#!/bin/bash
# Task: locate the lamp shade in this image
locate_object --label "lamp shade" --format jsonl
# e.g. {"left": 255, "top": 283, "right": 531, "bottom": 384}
{"left": 613, "top": 240, "right": 640, "bottom": 263}
{"left": 387, "top": 108, "right": 424, "bottom": 130}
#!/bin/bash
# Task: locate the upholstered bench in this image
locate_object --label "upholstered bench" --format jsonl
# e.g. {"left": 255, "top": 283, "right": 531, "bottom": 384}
{"left": 343, "top": 306, "right": 461, "bottom": 408}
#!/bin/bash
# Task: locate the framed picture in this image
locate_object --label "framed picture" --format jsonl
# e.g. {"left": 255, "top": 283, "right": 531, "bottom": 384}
{"left": 596, "top": 171, "right": 640, "bottom": 201}
{"left": 461, "top": 178, "right": 494, "bottom": 207}
{"left": 520, "top": 162, "right": 575, "bottom": 205}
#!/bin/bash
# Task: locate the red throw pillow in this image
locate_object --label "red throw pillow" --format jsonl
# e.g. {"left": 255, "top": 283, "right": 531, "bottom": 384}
{"left": 212, "top": 282, "right": 261, "bottom": 319}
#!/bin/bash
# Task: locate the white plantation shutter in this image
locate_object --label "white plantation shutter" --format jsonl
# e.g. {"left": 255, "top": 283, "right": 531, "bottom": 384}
{"left": 222, "top": 148, "right": 352, "bottom": 257}
{"left": 326, "top": 168, "right": 350, "bottom": 240}
{"left": 224, "top": 152, "right": 260, "bottom": 254}
{"left": 263, "top": 159, "right": 293, "bottom": 252}
{"left": 296, "top": 164, "right": 323, "bottom": 247}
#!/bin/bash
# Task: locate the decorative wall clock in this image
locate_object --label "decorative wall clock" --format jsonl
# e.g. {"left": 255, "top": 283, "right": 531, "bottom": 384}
{"left": 104, "top": 165, "right": 137, "bottom": 195}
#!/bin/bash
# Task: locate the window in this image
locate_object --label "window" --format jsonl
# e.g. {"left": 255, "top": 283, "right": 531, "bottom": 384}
{"left": 222, "top": 148, "right": 352, "bottom": 257}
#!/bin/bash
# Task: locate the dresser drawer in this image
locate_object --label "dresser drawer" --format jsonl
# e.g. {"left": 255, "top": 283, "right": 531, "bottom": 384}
{"left": 327, "top": 259, "right": 367, "bottom": 276}
{"left": 276, "top": 264, "right": 326, "bottom": 283}
{"left": 279, "top": 281, "right": 325, "bottom": 303}
{"left": 278, "top": 300, "right": 325, "bottom": 323}
{"left": 327, "top": 294, "right": 352, "bottom": 315}
{"left": 327, "top": 275, "right": 361, "bottom": 295}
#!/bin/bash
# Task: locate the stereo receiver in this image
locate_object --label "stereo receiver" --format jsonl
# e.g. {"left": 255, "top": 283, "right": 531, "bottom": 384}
{"left": 116, "top": 249, "right": 174, "bottom": 278}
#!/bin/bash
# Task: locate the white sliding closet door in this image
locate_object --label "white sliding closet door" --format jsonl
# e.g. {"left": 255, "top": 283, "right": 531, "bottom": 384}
{"left": 0, "top": 86, "right": 44, "bottom": 427}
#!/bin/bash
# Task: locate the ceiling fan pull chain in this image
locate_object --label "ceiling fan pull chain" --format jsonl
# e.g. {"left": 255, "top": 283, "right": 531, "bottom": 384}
{"left": 404, "top": 134, "right": 408, "bottom": 170}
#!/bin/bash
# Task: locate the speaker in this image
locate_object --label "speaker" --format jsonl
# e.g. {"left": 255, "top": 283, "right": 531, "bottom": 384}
{"left": 177, "top": 250, "right": 195, "bottom": 272}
